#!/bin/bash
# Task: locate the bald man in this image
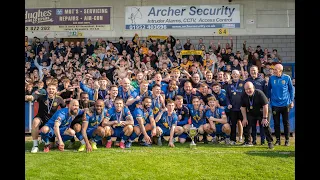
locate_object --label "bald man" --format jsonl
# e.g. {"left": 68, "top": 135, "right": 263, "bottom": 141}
{"left": 268, "top": 64, "right": 294, "bottom": 146}
{"left": 240, "top": 82, "right": 274, "bottom": 149}
{"left": 40, "top": 99, "right": 85, "bottom": 152}
{"left": 245, "top": 65, "right": 268, "bottom": 145}
{"left": 118, "top": 78, "right": 138, "bottom": 105}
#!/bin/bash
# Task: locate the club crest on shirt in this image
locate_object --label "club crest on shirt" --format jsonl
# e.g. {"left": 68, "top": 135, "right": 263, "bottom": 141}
{"left": 274, "top": 80, "right": 276, "bottom": 84}
{"left": 53, "top": 102, "right": 58, "bottom": 106}
{"left": 181, "top": 111, "right": 184, "bottom": 114}
{"left": 282, "top": 80, "right": 285, "bottom": 84}
{"left": 153, "top": 107, "right": 159, "bottom": 114}
{"left": 90, "top": 121, "right": 99, "bottom": 127}
{"left": 239, "top": 83, "right": 243, "bottom": 87}
{"left": 220, "top": 98, "right": 224, "bottom": 101}
{"left": 193, "top": 115, "right": 201, "bottom": 122}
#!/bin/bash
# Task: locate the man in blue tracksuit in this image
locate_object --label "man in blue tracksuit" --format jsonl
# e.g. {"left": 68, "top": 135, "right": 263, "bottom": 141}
{"left": 268, "top": 64, "right": 294, "bottom": 146}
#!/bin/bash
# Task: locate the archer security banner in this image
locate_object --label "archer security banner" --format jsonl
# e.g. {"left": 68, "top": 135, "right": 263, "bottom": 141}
{"left": 125, "top": 5, "right": 240, "bottom": 30}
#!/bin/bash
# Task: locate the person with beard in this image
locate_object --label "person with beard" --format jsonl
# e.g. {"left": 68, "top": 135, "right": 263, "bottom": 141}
{"left": 78, "top": 100, "right": 108, "bottom": 152}
{"left": 40, "top": 99, "right": 84, "bottom": 152}
{"left": 131, "top": 71, "right": 145, "bottom": 89}
{"left": 118, "top": 78, "right": 138, "bottom": 104}
{"left": 178, "top": 81, "right": 200, "bottom": 105}
{"left": 104, "top": 98, "right": 134, "bottom": 149}
{"left": 174, "top": 95, "right": 190, "bottom": 144}
{"left": 93, "top": 76, "right": 111, "bottom": 101}
{"left": 165, "top": 80, "right": 178, "bottom": 100}
{"left": 104, "top": 85, "right": 119, "bottom": 110}
{"left": 148, "top": 73, "right": 168, "bottom": 95}
{"left": 226, "top": 70, "right": 246, "bottom": 145}
{"left": 25, "top": 83, "right": 66, "bottom": 153}
{"left": 204, "top": 96, "right": 231, "bottom": 144}
{"left": 154, "top": 99, "right": 183, "bottom": 147}
{"left": 68, "top": 92, "right": 95, "bottom": 148}
{"left": 128, "top": 96, "right": 156, "bottom": 147}
{"left": 185, "top": 96, "right": 207, "bottom": 143}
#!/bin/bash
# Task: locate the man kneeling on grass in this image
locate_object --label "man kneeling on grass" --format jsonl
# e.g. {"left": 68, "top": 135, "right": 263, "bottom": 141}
{"left": 154, "top": 99, "right": 184, "bottom": 147}
{"left": 204, "top": 96, "right": 231, "bottom": 145}
{"left": 128, "top": 96, "right": 157, "bottom": 147}
{"left": 40, "top": 99, "right": 84, "bottom": 152}
{"left": 104, "top": 97, "right": 134, "bottom": 149}
{"left": 78, "top": 100, "right": 108, "bottom": 152}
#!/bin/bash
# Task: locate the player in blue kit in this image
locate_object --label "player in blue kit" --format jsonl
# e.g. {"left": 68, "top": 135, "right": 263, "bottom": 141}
{"left": 128, "top": 96, "right": 156, "bottom": 147}
{"left": 154, "top": 99, "right": 184, "bottom": 147}
{"left": 174, "top": 95, "right": 190, "bottom": 144}
{"left": 78, "top": 100, "right": 108, "bottom": 152}
{"left": 148, "top": 72, "right": 168, "bottom": 95}
{"left": 104, "top": 97, "right": 134, "bottom": 149}
{"left": 151, "top": 84, "right": 166, "bottom": 117}
{"left": 165, "top": 80, "right": 179, "bottom": 100}
{"left": 178, "top": 81, "right": 200, "bottom": 105}
{"left": 204, "top": 97, "right": 231, "bottom": 144}
{"left": 184, "top": 96, "right": 206, "bottom": 143}
{"left": 40, "top": 99, "right": 84, "bottom": 152}
{"left": 126, "top": 80, "right": 152, "bottom": 111}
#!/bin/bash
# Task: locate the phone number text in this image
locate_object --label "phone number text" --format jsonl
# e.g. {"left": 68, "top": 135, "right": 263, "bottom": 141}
{"left": 128, "top": 24, "right": 167, "bottom": 30}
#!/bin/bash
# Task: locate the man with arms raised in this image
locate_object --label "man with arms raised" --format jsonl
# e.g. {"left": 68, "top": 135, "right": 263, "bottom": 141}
{"left": 94, "top": 76, "right": 111, "bottom": 101}
{"left": 126, "top": 80, "right": 152, "bottom": 112}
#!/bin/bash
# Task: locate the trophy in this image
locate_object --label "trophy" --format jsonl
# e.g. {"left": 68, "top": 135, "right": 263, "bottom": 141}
{"left": 187, "top": 124, "right": 198, "bottom": 149}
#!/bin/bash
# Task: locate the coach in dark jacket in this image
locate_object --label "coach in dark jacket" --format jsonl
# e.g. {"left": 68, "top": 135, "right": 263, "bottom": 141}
{"left": 240, "top": 82, "right": 274, "bottom": 149}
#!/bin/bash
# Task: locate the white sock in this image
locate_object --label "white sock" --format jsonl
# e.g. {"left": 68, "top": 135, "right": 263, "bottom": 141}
{"left": 33, "top": 140, "right": 38, "bottom": 147}
{"left": 121, "top": 139, "right": 125, "bottom": 143}
{"left": 80, "top": 140, "right": 85, "bottom": 145}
